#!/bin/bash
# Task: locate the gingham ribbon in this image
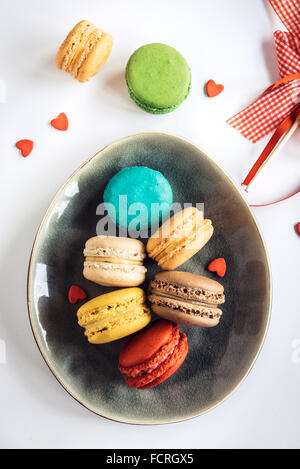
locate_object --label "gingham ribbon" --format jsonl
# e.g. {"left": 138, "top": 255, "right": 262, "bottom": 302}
{"left": 227, "top": 0, "right": 300, "bottom": 144}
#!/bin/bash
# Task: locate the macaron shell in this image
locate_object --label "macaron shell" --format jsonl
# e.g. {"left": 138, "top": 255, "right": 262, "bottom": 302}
{"left": 119, "top": 319, "right": 174, "bottom": 368}
{"left": 151, "top": 303, "right": 220, "bottom": 327}
{"left": 125, "top": 88, "right": 181, "bottom": 114}
{"left": 83, "top": 262, "right": 146, "bottom": 287}
{"left": 103, "top": 166, "right": 173, "bottom": 229}
{"left": 84, "top": 236, "right": 146, "bottom": 260}
{"left": 152, "top": 270, "right": 225, "bottom": 297}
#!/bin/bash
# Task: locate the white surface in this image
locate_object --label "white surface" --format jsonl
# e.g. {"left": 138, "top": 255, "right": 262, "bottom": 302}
{"left": 1, "top": 0, "right": 300, "bottom": 449}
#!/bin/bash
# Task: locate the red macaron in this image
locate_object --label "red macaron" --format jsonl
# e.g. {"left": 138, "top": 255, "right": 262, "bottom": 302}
{"left": 118, "top": 319, "right": 188, "bottom": 389}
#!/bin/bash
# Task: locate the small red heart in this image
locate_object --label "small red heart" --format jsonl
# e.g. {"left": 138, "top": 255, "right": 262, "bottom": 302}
{"left": 208, "top": 258, "right": 227, "bottom": 277}
{"left": 16, "top": 139, "right": 34, "bottom": 157}
{"left": 206, "top": 79, "right": 224, "bottom": 97}
{"left": 296, "top": 222, "right": 300, "bottom": 235}
{"left": 51, "top": 112, "right": 68, "bottom": 131}
{"left": 68, "top": 285, "right": 87, "bottom": 304}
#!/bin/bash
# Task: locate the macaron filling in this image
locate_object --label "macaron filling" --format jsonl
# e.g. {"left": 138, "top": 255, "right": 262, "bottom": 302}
{"left": 84, "top": 263, "right": 147, "bottom": 277}
{"left": 84, "top": 245, "right": 146, "bottom": 261}
{"left": 85, "top": 256, "right": 143, "bottom": 266}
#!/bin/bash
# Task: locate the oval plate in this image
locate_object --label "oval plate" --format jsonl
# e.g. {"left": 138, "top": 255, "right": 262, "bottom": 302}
{"left": 27, "top": 132, "right": 271, "bottom": 424}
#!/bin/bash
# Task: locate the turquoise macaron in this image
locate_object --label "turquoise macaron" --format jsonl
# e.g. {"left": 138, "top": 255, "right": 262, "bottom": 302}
{"left": 125, "top": 43, "right": 191, "bottom": 114}
{"left": 103, "top": 166, "right": 173, "bottom": 231}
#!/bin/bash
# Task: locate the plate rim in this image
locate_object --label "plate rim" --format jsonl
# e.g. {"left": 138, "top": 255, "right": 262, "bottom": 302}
{"left": 27, "top": 131, "right": 272, "bottom": 425}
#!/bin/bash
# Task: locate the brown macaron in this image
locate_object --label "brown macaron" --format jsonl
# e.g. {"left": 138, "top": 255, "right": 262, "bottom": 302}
{"left": 148, "top": 271, "right": 225, "bottom": 327}
{"left": 56, "top": 20, "right": 113, "bottom": 82}
{"left": 146, "top": 207, "right": 213, "bottom": 270}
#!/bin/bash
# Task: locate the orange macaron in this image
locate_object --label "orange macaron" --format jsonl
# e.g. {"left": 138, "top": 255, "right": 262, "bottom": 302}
{"left": 56, "top": 20, "right": 113, "bottom": 82}
{"left": 118, "top": 319, "right": 188, "bottom": 389}
{"left": 146, "top": 207, "right": 213, "bottom": 270}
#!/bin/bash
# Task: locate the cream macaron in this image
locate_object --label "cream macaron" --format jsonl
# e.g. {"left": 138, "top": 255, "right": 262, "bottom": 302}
{"left": 83, "top": 236, "right": 147, "bottom": 287}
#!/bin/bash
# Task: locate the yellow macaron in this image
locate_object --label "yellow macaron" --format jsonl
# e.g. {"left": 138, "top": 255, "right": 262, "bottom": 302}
{"left": 77, "top": 288, "right": 151, "bottom": 344}
{"left": 56, "top": 20, "right": 113, "bottom": 82}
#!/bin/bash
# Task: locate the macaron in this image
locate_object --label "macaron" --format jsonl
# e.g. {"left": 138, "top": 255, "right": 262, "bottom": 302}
{"left": 83, "top": 236, "right": 147, "bottom": 287}
{"left": 118, "top": 319, "right": 188, "bottom": 389}
{"left": 77, "top": 288, "right": 151, "bottom": 344}
{"left": 147, "top": 207, "right": 213, "bottom": 270}
{"left": 125, "top": 43, "right": 191, "bottom": 114}
{"left": 148, "top": 271, "right": 225, "bottom": 327}
{"left": 103, "top": 166, "right": 173, "bottom": 230}
{"left": 56, "top": 20, "right": 113, "bottom": 82}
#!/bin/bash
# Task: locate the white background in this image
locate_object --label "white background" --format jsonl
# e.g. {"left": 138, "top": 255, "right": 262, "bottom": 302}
{"left": 1, "top": 0, "right": 300, "bottom": 449}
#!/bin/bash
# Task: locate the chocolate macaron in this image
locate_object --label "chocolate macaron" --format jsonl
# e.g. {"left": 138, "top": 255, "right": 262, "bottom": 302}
{"left": 148, "top": 271, "right": 225, "bottom": 327}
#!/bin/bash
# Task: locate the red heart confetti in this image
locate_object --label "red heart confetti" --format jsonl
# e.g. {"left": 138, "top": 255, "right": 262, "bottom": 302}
{"left": 296, "top": 222, "right": 300, "bottom": 235}
{"left": 208, "top": 258, "right": 227, "bottom": 277}
{"left": 16, "top": 139, "right": 34, "bottom": 157}
{"left": 68, "top": 285, "right": 87, "bottom": 304}
{"left": 50, "top": 112, "right": 68, "bottom": 131}
{"left": 206, "top": 79, "right": 224, "bottom": 97}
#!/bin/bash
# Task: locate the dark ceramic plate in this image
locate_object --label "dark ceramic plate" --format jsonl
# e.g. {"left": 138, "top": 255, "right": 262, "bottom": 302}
{"left": 27, "top": 132, "right": 271, "bottom": 424}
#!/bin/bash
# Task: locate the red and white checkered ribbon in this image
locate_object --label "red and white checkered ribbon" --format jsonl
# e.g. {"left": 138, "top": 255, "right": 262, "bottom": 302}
{"left": 227, "top": 0, "right": 300, "bottom": 144}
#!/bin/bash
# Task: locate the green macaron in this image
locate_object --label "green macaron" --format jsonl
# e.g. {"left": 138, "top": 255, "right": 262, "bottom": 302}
{"left": 125, "top": 43, "right": 191, "bottom": 114}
